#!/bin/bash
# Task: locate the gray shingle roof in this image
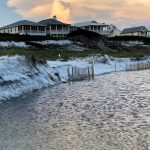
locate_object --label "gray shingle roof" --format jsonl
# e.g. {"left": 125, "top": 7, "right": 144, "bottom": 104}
{"left": 1, "top": 20, "right": 45, "bottom": 29}
{"left": 38, "top": 19, "right": 70, "bottom": 25}
{"left": 73, "top": 21, "right": 108, "bottom": 27}
{"left": 122, "top": 26, "right": 148, "bottom": 34}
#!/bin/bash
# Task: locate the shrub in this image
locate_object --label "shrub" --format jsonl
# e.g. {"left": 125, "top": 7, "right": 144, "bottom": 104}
{"left": 0, "top": 33, "right": 55, "bottom": 42}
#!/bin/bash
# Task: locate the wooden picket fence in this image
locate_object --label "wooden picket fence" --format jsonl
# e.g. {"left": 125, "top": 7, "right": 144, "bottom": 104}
{"left": 126, "top": 61, "right": 150, "bottom": 71}
{"left": 68, "top": 64, "right": 94, "bottom": 82}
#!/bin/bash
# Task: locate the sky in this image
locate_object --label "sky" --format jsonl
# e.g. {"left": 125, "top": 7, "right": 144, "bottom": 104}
{"left": 0, "top": 0, "right": 150, "bottom": 30}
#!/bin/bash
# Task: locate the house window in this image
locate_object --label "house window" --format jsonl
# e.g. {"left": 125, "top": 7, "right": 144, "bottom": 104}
{"left": 39, "top": 27, "right": 45, "bottom": 31}
{"left": 57, "top": 25, "right": 62, "bottom": 30}
{"left": 24, "top": 25, "right": 30, "bottom": 31}
{"left": 18, "top": 26, "right": 22, "bottom": 31}
{"left": 15, "top": 27, "right": 17, "bottom": 32}
{"left": 31, "top": 26, "right": 37, "bottom": 31}
{"left": 31, "top": 26, "right": 34, "bottom": 30}
{"left": 51, "top": 25, "right": 56, "bottom": 30}
{"left": 63, "top": 26, "right": 68, "bottom": 31}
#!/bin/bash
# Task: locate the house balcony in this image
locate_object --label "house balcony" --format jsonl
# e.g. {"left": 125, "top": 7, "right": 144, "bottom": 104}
{"left": 18, "top": 30, "right": 46, "bottom": 36}
{"left": 92, "top": 30, "right": 111, "bottom": 36}
{"left": 48, "top": 29, "right": 70, "bottom": 35}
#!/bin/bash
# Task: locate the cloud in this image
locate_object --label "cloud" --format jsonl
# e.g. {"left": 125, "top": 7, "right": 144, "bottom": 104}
{"left": 7, "top": 0, "right": 72, "bottom": 22}
{"left": 50, "top": 0, "right": 71, "bottom": 23}
{"left": 6, "top": 0, "right": 150, "bottom": 28}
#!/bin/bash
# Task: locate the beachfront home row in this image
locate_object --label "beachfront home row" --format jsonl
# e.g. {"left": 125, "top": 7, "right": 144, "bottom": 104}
{"left": 1, "top": 16, "right": 149, "bottom": 38}
{"left": 0, "top": 16, "right": 121, "bottom": 38}
{"left": 0, "top": 16, "right": 70, "bottom": 38}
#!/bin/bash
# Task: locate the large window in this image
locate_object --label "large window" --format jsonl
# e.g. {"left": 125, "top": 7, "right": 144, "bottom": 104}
{"left": 63, "top": 26, "right": 68, "bottom": 31}
{"left": 9, "top": 28, "right": 12, "bottom": 32}
{"left": 31, "top": 26, "right": 38, "bottom": 31}
{"left": 39, "top": 27, "right": 45, "bottom": 31}
{"left": 57, "top": 25, "right": 62, "bottom": 30}
{"left": 94, "top": 26, "right": 97, "bottom": 30}
{"left": 24, "top": 25, "right": 30, "bottom": 31}
{"left": 18, "top": 26, "right": 22, "bottom": 31}
{"left": 51, "top": 25, "right": 56, "bottom": 30}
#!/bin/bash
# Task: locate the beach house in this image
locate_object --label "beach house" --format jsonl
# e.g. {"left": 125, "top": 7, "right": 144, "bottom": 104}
{"left": 0, "top": 20, "right": 46, "bottom": 36}
{"left": 121, "top": 26, "right": 150, "bottom": 37}
{"left": 38, "top": 16, "right": 71, "bottom": 38}
{"left": 72, "top": 21, "right": 120, "bottom": 37}
{"left": 0, "top": 16, "right": 71, "bottom": 38}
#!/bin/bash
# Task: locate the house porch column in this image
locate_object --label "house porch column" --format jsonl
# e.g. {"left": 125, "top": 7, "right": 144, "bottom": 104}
{"left": 49, "top": 25, "right": 51, "bottom": 36}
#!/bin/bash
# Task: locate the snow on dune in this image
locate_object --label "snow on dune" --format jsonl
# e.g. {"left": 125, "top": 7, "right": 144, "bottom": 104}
{"left": 34, "top": 40, "right": 72, "bottom": 45}
{"left": 0, "top": 40, "right": 72, "bottom": 48}
{"left": 0, "top": 55, "right": 147, "bottom": 101}
{"left": 48, "top": 56, "right": 131, "bottom": 75}
{"left": 0, "top": 56, "right": 62, "bottom": 101}
{"left": 0, "top": 41, "right": 29, "bottom": 48}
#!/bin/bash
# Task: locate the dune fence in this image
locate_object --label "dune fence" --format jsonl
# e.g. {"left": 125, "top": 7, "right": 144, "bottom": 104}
{"left": 126, "top": 61, "right": 150, "bottom": 71}
{"left": 68, "top": 65, "right": 94, "bottom": 82}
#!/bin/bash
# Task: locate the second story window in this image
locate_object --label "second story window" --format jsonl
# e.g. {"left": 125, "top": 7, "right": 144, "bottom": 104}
{"left": 18, "top": 26, "right": 22, "bottom": 31}
{"left": 51, "top": 25, "right": 56, "bottom": 30}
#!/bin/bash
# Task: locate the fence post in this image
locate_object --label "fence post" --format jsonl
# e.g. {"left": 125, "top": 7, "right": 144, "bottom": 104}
{"left": 72, "top": 66, "right": 74, "bottom": 76}
{"left": 75, "top": 66, "right": 77, "bottom": 75}
{"left": 92, "top": 61, "right": 95, "bottom": 79}
{"left": 68, "top": 67, "right": 71, "bottom": 83}
{"left": 126, "top": 64, "right": 128, "bottom": 71}
{"left": 115, "top": 61, "right": 117, "bottom": 72}
{"left": 138, "top": 62, "right": 140, "bottom": 71}
{"left": 68, "top": 65, "right": 96, "bottom": 82}
{"left": 88, "top": 67, "right": 91, "bottom": 79}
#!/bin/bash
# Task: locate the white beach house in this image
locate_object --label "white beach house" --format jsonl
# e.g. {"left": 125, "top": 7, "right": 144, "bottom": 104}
{"left": 0, "top": 20, "right": 46, "bottom": 36}
{"left": 121, "top": 26, "right": 150, "bottom": 37}
{"left": 72, "top": 21, "right": 121, "bottom": 37}
{"left": 38, "top": 16, "right": 71, "bottom": 38}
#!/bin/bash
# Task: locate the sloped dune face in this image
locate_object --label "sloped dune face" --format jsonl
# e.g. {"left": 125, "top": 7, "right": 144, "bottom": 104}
{"left": 0, "top": 70, "right": 150, "bottom": 150}
{"left": 0, "top": 56, "right": 62, "bottom": 101}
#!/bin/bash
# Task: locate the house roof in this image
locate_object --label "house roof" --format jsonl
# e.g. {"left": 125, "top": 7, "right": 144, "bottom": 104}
{"left": 38, "top": 18, "right": 70, "bottom": 26}
{"left": 1, "top": 20, "right": 45, "bottom": 29}
{"left": 73, "top": 21, "right": 109, "bottom": 27}
{"left": 122, "top": 26, "right": 149, "bottom": 34}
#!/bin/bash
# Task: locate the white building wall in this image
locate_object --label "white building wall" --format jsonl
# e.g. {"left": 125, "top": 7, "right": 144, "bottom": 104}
{"left": 0, "top": 29, "right": 4, "bottom": 33}
{"left": 0, "top": 27, "right": 19, "bottom": 34}
{"left": 121, "top": 32, "right": 147, "bottom": 37}
{"left": 110, "top": 28, "right": 121, "bottom": 37}
{"left": 5, "top": 28, "right": 9, "bottom": 33}
{"left": 146, "top": 32, "right": 150, "bottom": 37}
{"left": 12, "top": 27, "right": 18, "bottom": 34}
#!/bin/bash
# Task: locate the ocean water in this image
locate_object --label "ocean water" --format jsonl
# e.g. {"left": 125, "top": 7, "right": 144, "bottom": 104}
{"left": 0, "top": 70, "right": 150, "bottom": 150}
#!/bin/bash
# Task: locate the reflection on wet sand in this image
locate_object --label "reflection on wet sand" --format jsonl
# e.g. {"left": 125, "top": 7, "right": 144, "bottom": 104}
{"left": 0, "top": 70, "right": 150, "bottom": 150}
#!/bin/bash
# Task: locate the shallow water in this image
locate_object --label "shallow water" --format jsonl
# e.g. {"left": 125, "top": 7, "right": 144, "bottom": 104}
{"left": 0, "top": 70, "right": 150, "bottom": 150}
